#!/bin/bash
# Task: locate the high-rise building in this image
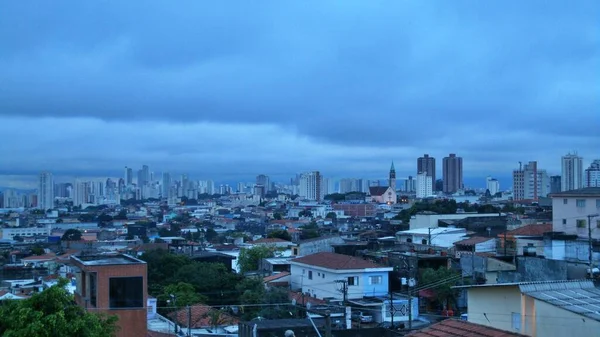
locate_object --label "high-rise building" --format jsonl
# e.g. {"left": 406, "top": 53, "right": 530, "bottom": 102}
{"left": 73, "top": 180, "right": 91, "bottom": 207}
{"left": 339, "top": 178, "right": 361, "bottom": 193}
{"left": 442, "top": 154, "right": 463, "bottom": 194}
{"left": 299, "top": 171, "right": 322, "bottom": 201}
{"left": 561, "top": 153, "right": 583, "bottom": 191}
{"left": 550, "top": 175, "right": 562, "bottom": 194}
{"left": 38, "top": 172, "right": 54, "bottom": 210}
{"left": 256, "top": 174, "right": 270, "bottom": 189}
{"left": 162, "top": 173, "right": 171, "bottom": 198}
{"left": 142, "top": 165, "right": 150, "bottom": 185}
{"left": 125, "top": 167, "right": 133, "bottom": 185}
{"left": 416, "top": 172, "right": 433, "bottom": 198}
{"left": 321, "top": 177, "right": 334, "bottom": 196}
{"left": 512, "top": 161, "right": 550, "bottom": 201}
{"left": 417, "top": 154, "right": 436, "bottom": 190}
{"left": 389, "top": 162, "right": 396, "bottom": 191}
{"left": 403, "top": 176, "right": 416, "bottom": 192}
{"left": 585, "top": 160, "right": 600, "bottom": 187}
{"left": 486, "top": 176, "right": 500, "bottom": 196}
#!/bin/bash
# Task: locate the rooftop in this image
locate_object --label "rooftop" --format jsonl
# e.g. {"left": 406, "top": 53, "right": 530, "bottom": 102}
{"left": 500, "top": 223, "right": 552, "bottom": 237}
{"left": 550, "top": 187, "right": 600, "bottom": 197}
{"left": 71, "top": 254, "right": 146, "bottom": 266}
{"left": 405, "top": 318, "right": 527, "bottom": 337}
{"left": 397, "top": 227, "right": 466, "bottom": 235}
{"left": 454, "top": 236, "right": 495, "bottom": 246}
{"left": 291, "top": 252, "right": 390, "bottom": 270}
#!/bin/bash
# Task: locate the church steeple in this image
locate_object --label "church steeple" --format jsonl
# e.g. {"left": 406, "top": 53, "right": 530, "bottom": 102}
{"left": 389, "top": 161, "right": 396, "bottom": 190}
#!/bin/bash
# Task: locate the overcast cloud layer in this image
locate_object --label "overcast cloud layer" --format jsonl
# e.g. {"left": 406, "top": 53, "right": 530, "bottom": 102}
{"left": 1, "top": 1, "right": 599, "bottom": 188}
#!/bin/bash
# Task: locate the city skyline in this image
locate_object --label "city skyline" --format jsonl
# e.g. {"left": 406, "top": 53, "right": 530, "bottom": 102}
{"left": 0, "top": 2, "right": 598, "bottom": 189}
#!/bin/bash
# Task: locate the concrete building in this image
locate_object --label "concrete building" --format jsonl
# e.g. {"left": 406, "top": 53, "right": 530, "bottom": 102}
{"left": 71, "top": 254, "right": 148, "bottom": 337}
{"left": 396, "top": 227, "right": 467, "bottom": 248}
{"left": 298, "top": 171, "right": 322, "bottom": 201}
{"left": 161, "top": 172, "right": 171, "bottom": 198}
{"left": 456, "top": 280, "right": 600, "bottom": 337}
{"left": 550, "top": 175, "right": 562, "bottom": 194}
{"left": 485, "top": 176, "right": 500, "bottom": 195}
{"left": 550, "top": 187, "right": 600, "bottom": 240}
{"left": 417, "top": 154, "right": 436, "bottom": 190}
{"left": 416, "top": 172, "right": 432, "bottom": 198}
{"left": 403, "top": 176, "right": 416, "bottom": 193}
{"left": 585, "top": 159, "right": 600, "bottom": 187}
{"left": 512, "top": 161, "right": 550, "bottom": 201}
{"left": 408, "top": 212, "right": 505, "bottom": 230}
{"left": 561, "top": 153, "right": 583, "bottom": 191}
{"left": 442, "top": 154, "right": 463, "bottom": 194}
{"left": 38, "top": 171, "right": 54, "bottom": 210}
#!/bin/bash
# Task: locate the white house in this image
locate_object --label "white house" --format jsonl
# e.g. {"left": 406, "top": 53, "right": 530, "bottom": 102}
{"left": 409, "top": 212, "right": 505, "bottom": 230}
{"left": 395, "top": 227, "right": 468, "bottom": 248}
{"left": 453, "top": 236, "right": 497, "bottom": 258}
{"left": 290, "top": 252, "right": 393, "bottom": 300}
{"left": 550, "top": 187, "right": 600, "bottom": 239}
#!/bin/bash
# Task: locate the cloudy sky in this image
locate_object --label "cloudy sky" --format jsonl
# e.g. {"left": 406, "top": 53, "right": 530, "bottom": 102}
{"left": 0, "top": 1, "right": 598, "bottom": 189}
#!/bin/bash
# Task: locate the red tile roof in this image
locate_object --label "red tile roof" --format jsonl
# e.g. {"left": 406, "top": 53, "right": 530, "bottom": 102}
{"left": 170, "top": 304, "right": 238, "bottom": 328}
{"left": 289, "top": 291, "right": 326, "bottom": 306}
{"left": 21, "top": 253, "right": 56, "bottom": 261}
{"left": 454, "top": 237, "right": 494, "bottom": 247}
{"left": 405, "top": 319, "right": 527, "bottom": 337}
{"left": 147, "top": 331, "right": 177, "bottom": 337}
{"left": 291, "top": 252, "right": 385, "bottom": 270}
{"left": 263, "top": 271, "right": 290, "bottom": 283}
{"left": 500, "top": 224, "right": 552, "bottom": 237}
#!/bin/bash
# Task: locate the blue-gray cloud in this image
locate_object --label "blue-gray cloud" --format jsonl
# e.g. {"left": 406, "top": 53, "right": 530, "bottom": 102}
{"left": 0, "top": 0, "right": 598, "bottom": 184}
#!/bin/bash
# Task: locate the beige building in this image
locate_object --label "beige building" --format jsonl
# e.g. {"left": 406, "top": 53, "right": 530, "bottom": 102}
{"left": 456, "top": 280, "right": 600, "bottom": 337}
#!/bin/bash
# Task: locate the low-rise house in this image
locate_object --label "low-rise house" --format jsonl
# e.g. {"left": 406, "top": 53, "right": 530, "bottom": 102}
{"left": 170, "top": 304, "right": 238, "bottom": 333}
{"left": 249, "top": 237, "right": 292, "bottom": 248}
{"left": 455, "top": 280, "right": 600, "bottom": 336}
{"left": 406, "top": 318, "right": 527, "bottom": 337}
{"left": 454, "top": 236, "right": 497, "bottom": 258}
{"left": 497, "top": 224, "right": 552, "bottom": 257}
{"left": 263, "top": 271, "right": 290, "bottom": 288}
{"left": 292, "top": 235, "right": 345, "bottom": 256}
{"left": 396, "top": 227, "right": 467, "bottom": 248}
{"left": 290, "top": 252, "right": 392, "bottom": 300}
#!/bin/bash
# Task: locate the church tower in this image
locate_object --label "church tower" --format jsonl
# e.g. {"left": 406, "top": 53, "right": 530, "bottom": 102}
{"left": 389, "top": 162, "right": 396, "bottom": 191}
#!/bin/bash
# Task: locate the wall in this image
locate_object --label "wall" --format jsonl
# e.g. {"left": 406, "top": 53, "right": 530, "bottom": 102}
{"left": 497, "top": 257, "right": 567, "bottom": 283}
{"left": 552, "top": 196, "right": 600, "bottom": 239}
{"left": 298, "top": 236, "right": 344, "bottom": 256}
{"left": 409, "top": 213, "right": 503, "bottom": 230}
{"left": 467, "top": 286, "right": 522, "bottom": 333}
{"left": 534, "top": 298, "right": 600, "bottom": 337}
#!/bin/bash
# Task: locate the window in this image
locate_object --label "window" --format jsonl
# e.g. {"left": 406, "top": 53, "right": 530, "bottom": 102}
{"left": 109, "top": 277, "right": 143, "bottom": 308}
{"left": 347, "top": 276, "right": 359, "bottom": 286}
{"left": 562, "top": 219, "right": 567, "bottom": 226}
{"left": 576, "top": 199, "right": 586, "bottom": 208}
{"left": 511, "top": 312, "right": 521, "bottom": 331}
{"left": 596, "top": 199, "right": 600, "bottom": 208}
{"left": 322, "top": 273, "right": 325, "bottom": 279}
{"left": 597, "top": 220, "right": 600, "bottom": 229}
{"left": 576, "top": 219, "right": 587, "bottom": 228}
{"left": 89, "top": 272, "right": 97, "bottom": 307}
{"left": 563, "top": 199, "right": 568, "bottom": 205}
{"left": 369, "top": 276, "right": 382, "bottom": 285}
{"left": 308, "top": 271, "right": 313, "bottom": 280}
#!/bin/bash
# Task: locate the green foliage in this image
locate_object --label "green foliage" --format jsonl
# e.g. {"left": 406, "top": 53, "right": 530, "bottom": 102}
{"left": 325, "top": 212, "right": 337, "bottom": 219}
{"left": 299, "top": 221, "right": 320, "bottom": 240}
{"left": 0, "top": 279, "right": 118, "bottom": 336}
{"left": 237, "top": 279, "right": 294, "bottom": 320}
{"left": 273, "top": 212, "right": 282, "bottom": 220}
{"left": 324, "top": 193, "right": 345, "bottom": 202}
{"left": 96, "top": 214, "right": 113, "bottom": 222}
{"left": 298, "top": 209, "right": 313, "bottom": 217}
{"left": 61, "top": 229, "right": 82, "bottom": 241}
{"left": 267, "top": 230, "right": 291, "bottom": 241}
{"left": 204, "top": 228, "right": 218, "bottom": 242}
{"left": 30, "top": 245, "right": 45, "bottom": 256}
{"left": 114, "top": 209, "right": 128, "bottom": 220}
{"left": 237, "top": 246, "right": 275, "bottom": 274}
{"left": 158, "top": 282, "right": 206, "bottom": 309}
{"left": 420, "top": 267, "right": 461, "bottom": 309}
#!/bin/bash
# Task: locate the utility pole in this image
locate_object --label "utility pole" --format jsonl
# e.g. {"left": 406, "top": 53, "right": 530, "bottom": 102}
{"left": 428, "top": 227, "right": 432, "bottom": 246}
{"left": 472, "top": 245, "right": 476, "bottom": 281}
{"left": 187, "top": 305, "right": 192, "bottom": 337}
{"left": 587, "top": 214, "right": 599, "bottom": 278}
{"left": 504, "top": 230, "right": 508, "bottom": 256}
{"left": 335, "top": 279, "right": 348, "bottom": 328}
{"left": 324, "top": 310, "right": 332, "bottom": 337}
{"left": 389, "top": 290, "right": 394, "bottom": 328}
{"left": 408, "top": 280, "right": 412, "bottom": 330}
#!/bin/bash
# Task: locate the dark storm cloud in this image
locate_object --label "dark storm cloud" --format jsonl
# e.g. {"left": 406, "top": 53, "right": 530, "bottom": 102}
{"left": 1, "top": 0, "right": 598, "bottom": 147}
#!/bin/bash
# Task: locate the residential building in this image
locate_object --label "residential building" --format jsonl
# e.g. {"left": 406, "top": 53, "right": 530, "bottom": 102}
{"left": 292, "top": 235, "right": 345, "bottom": 256}
{"left": 396, "top": 227, "right": 467, "bottom": 248}
{"left": 72, "top": 180, "right": 91, "bottom": 207}
{"left": 416, "top": 172, "right": 432, "bottom": 198}
{"left": 417, "top": 154, "right": 436, "bottom": 190}
{"left": 486, "top": 176, "right": 500, "bottom": 195}
{"left": 585, "top": 159, "right": 600, "bottom": 187}
{"left": 0, "top": 225, "right": 52, "bottom": 240}
{"left": 456, "top": 280, "right": 600, "bottom": 337}
{"left": 453, "top": 236, "right": 497, "bottom": 258}
{"left": 124, "top": 166, "right": 133, "bottom": 185}
{"left": 561, "top": 153, "right": 583, "bottom": 191}
{"left": 332, "top": 203, "right": 376, "bottom": 217}
{"left": 38, "top": 171, "right": 54, "bottom": 210}
{"left": 71, "top": 254, "right": 148, "bottom": 337}
{"left": 409, "top": 212, "right": 505, "bottom": 230}
{"left": 290, "top": 252, "right": 393, "bottom": 300}
{"left": 550, "top": 175, "right": 562, "bottom": 194}
{"left": 339, "top": 178, "right": 361, "bottom": 193}
{"left": 161, "top": 172, "right": 171, "bottom": 198}
{"left": 442, "top": 153, "right": 463, "bottom": 194}
{"left": 406, "top": 319, "right": 526, "bottom": 337}
{"left": 512, "top": 161, "right": 550, "bottom": 201}
{"left": 550, "top": 187, "right": 600, "bottom": 240}
{"left": 403, "top": 176, "right": 416, "bottom": 193}
{"left": 298, "top": 171, "right": 322, "bottom": 201}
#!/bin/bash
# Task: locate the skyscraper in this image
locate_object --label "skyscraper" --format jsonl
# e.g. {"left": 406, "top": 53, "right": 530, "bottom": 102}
{"left": 125, "top": 167, "right": 133, "bottom": 185}
{"left": 416, "top": 172, "right": 432, "bottom": 198}
{"left": 486, "top": 176, "right": 500, "bottom": 195}
{"left": 513, "top": 161, "right": 550, "bottom": 201}
{"left": 561, "top": 153, "right": 583, "bottom": 191}
{"left": 442, "top": 154, "right": 463, "bottom": 194}
{"left": 162, "top": 172, "right": 171, "bottom": 198}
{"left": 299, "top": 171, "right": 322, "bottom": 201}
{"left": 142, "top": 165, "right": 150, "bottom": 185}
{"left": 417, "top": 154, "right": 436, "bottom": 190}
{"left": 38, "top": 172, "right": 54, "bottom": 210}
{"left": 585, "top": 160, "right": 600, "bottom": 188}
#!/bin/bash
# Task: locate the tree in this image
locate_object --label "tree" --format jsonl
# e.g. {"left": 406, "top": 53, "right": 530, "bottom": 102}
{"left": 325, "top": 212, "right": 337, "bottom": 219}
{"left": 97, "top": 214, "right": 113, "bottom": 223}
{"left": 31, "top": 245, "right": 45, "bottom": 256}
{"left": 158, "top": 282, "right": 206, "bottom": 309}
{"left": 0, "top": 279, "right": 118, "bottom": 336}
{"left": 324, "top": 193, "right": 346, "bottom": 202}
{"left": 55, "top": 218, "right": 64, "bottom": 223}
{"left": 298, "top": 209, "right": 313, "bottom": 218}
{"left": 12, "top": 236, "right": 24, "bottom": 243}
{"left": 204, "top": 228, "right": 218, "bottom": 242}
{"left": 267, "top": 230, "right": 291, "bottom": 241}
{"left": 114, "top": 210, "right": 128, "bottom": 220}
{"left": 420, "top": 267, "right": 462, "bottom": 310}
{"left": 273, "top": 213, "right": 282, "bottom": 220}
{"left": 237, "top": 246, "right": 275, "bottom": 274}
{"left": 300, "top": 221, "right": 320, "bottom": 240}
{"left": 62, "top": 229, "right": 82, "bottom": 241}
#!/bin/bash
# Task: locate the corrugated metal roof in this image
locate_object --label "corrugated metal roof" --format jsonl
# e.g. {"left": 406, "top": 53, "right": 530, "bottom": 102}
{"left": 521, "top": 280, "right": 600, "bottom": 322}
